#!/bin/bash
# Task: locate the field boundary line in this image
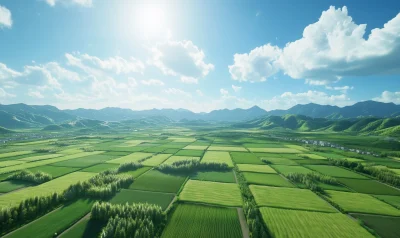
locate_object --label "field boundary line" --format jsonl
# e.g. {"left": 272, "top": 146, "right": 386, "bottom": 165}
{"left": 165, "top": 196, "right": 177, "bottom": 212}
{"left": 57, "top": 213, "right": 90, "bottom": 238}
{"left": 124, "top": 188, "right": 176, "bottom": 195}
{"left": 237, "top": 208, "right": 250, "bottom": 238}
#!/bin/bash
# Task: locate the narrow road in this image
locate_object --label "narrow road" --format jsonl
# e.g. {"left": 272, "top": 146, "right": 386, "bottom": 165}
{"left": 237, "top": 208, "right": 250, "bottom": 238}
{"left": 57, "top": 213, "right": 91, "bottom": 237}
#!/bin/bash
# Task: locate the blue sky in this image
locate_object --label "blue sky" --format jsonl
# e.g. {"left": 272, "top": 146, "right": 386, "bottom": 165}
{"left": 0, "top": 0, "right": 399, "bottom": 112}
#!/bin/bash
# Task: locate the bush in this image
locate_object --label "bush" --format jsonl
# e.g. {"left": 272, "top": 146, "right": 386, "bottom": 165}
{"left": 7, "top": 170, "right": 52, "bottom": 184}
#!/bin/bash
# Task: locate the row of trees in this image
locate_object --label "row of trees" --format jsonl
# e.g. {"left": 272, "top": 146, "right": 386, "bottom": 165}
{"left": 286, "top": 172, "right": 337, "bottom": 194}
{"left": 117, "top": 162, "right": 143, "bottom": 173}
{"left": 156, "top": 159, "right": 229, "bottom": 174}
{"left": 7, "top": 170, "right": 52, "bottom": 184}
{"left": 91, "top": 202, "right": 166, "bottom": 238}
{"left": 234, "top": 166, "right": 270, "bottom": 238}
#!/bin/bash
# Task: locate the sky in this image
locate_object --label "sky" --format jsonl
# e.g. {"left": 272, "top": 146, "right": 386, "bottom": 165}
{"left": 0, "top": 0, "right": 399, "bottom": 112}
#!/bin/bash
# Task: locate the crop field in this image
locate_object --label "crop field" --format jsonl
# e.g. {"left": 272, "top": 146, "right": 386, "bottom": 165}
{"left": 180, "top": 180, "right": 242, "bottom": 207}
{"left": 161, "top": 204, "right": 242, "bottom": 238}
{"left": 191, "top": 171, "right": 236, "bottom": 183}
{"left": 255, "top": 153, "right": 303, "bottom": 159}
{"left": 243, "top": 143, "right": 285, "bottom": 148}
{"left": 28, "top": 165, "right": 81, "bottom": 177}
{"left": 129, "top": 170, "right": 187, "bottom": 193}
{"left": 162, "top": 155, "right": 200, "bottom": 165}
{"left": 237, "top": 164, "right": 277, "bottom": 173}
{"left": 324, "top": 190, "right": 400, "bottom": 216}
{"left": 174, "top": 149, "right": 204, "bottom": 157}
{"left": 258, "top": 157, "right": 298, "bottom": 165}
{"left": 374, "top": 194, "right": 400, "bottom": 208}
{"left": 120, "top": 166, "right": 152, "bottom": 178}
{"left": 298, "top": 153, "right": 326, "bottom": 160}
{"left": 142, "top": 146, "right": 167, "bottom": 153}
{"left": 305, "top": 165, "right": 369, "bottom": 179}
{"left": 0, "top": 180, "right": 33, "bottom": 193}
{"left": 207, "top": 146, "right": 247, "bottom": 152}
{"left": 284, "top": 144, "right": 309, "bottom": 151}
{"left": 260, "top": 207, "right": 373, "bottom": 238}
{"left": 141, "top": 154, "right": 171, "bottom": 166}
{"left": 106, "top": 152, "right": 152, "bottom": 164}
{"left": 0, "top": 150, "right": 34, "bottom": 159}
{"left": 0, "top": 160, "right": 25, "bottom": 167}
{"left": 18, "top": 153, "right": 64, "bottom": 162}
{"left": 271, "top": 165, "right": 314, "bottom": 176}
{"left": 336, "top": 178, "right": 400, "bottom": 195}
{"left": 243, "top": 172, "right": 295, "bottom": 187}
{"left": 162, "top": 148, "right": 180, "bottom": 154}
{"left": 230, "top": 152, "right": 264, "bottom": 164}
{"left": 295, "top": 159, "right": 331, "bottom": 165}
{"left": 183, "top": 145, "right": 208, "bottom": 150}
{"left": 352, "top": 213, "right": 400, "bottom": 238}
{"left": 247, "top": 147, "right": 302, "bottom": 153}
{"left": 201, "top": 151, "right": 233, "bottom": 167}
{"left": 250, "top": 185, "right": 336, "bottom": 212}
{"left": 109, "top": 189, "right": 174, "bottom": 210}
{"left": 81, "top": 163, "right": 119, "bottom": 173}
{"left": 51, "top": 154, "right": 118, "bottom": 168}
{"left": 160, "top": 142, "right": 190, "bottom": 149}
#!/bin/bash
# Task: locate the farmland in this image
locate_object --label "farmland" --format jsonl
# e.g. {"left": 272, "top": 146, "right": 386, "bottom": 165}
{"left": 201, "top": 151, "right": 234, "bottom": 167}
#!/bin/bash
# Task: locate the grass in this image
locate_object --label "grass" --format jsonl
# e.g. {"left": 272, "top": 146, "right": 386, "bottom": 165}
{"left": 109, "top": 189, "right": 174, "bottom": 210}
{"left": 305, "top": 165, "right": 369, "bottom": 179}
{"left": 298, "top": 153, "right": 326, "bottom": 160}
{"left": 250, "top": 185, "right": 336, "bottom": 213}
{"left": 28, "top": 165, "right": 81, "bottom": 177}
{"left": 174, "top": 150, "right": 204, "bottom": 157}
{"left": 207, "top": 146, "right": 247, "bottom": 152}
{"left": 191, "top": 171, "right": 236, "bottom": 183}
{"left": 80, "top": 163, "right": 119, "bottom": 173}
{"left": 129, "top": 170, "right": 186, "bottom": 193}
{"left": 271, "top": 165, "right": 313, "bottom": 176}
{"left": 243, "top": 172, "right": 295, "bottom": 187}
{"left": 237, "top": 164, "right": 277, "bottom": 173}
{"left": 51, "top": 154, "right": 118, "bottom": 168}
{"left": 162, "top": 156, "right": 200, "bottom": 165}
{"left": 162, "top": 148, "right": 180, "bottom": 154}
{"left": 183, "top": 145, "right": 208, "bottom": 150}
{"left": 120, "top": 166, "right": 152, "bottom": 178}
{"left": 247, "top": 148, "right": 302, "bottom": 153}
{"left": 0, "top": 160, "right": 25, "bottom": 168}
{"left": 324, "top": 190, "right": 400, "bottom": 216}
{"left": 0, "top": 172, "right": 94, "bottom": 207}
{"left": 260, "top": 207, "right": 373, "bottom": 238}
{"left": 142, "top": 154, "right": 171, "bottom": 166}
{"left": 18, "top": 154, "right": 64, "bottom": 162}
{"left": 0, "top": 180, "right": 33, "bottom": 193}
{"left": 58, "top": 218, "right": 104, "bottom": 238}
{"left": 161, "top": 204, "right": 242, "bottom": 238}
{"left": 7, "top": 199, "right": 94, "bottom": 238}
{"left": 352, "top": 213, "right": 400, "bottom": 238}
{"left": 230, "top": 152, "right": 263, "bottom": 164}
{"left": 179, "top": 180, "right": 242, "bottom": 207}
{"left": 201, "top": 151, "right": 233, "bottom": 167}
{"left": 0, "top": 151, "right": 33, "bottom": 159}
{"left": 336, "top": 178, "right": 400, "bottom": 195}
{"left": 106, "top": 152, "right": 153, "bottom": 164}
{"left": 259, "top": 157, "right": 298, "bottom": 165}
{"left": 374, "top": 195, "right": 400, "bottom": 208}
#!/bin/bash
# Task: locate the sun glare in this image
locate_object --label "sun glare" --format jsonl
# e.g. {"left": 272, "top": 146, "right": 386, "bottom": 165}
{"left": 135, "top": 5, "right": 167, "bottom": 38}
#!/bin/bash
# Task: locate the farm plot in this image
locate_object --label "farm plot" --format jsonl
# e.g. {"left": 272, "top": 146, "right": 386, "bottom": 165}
{"left": 101, "top": 151, "right": 131, "bottom": 156}
{"left": 191, "top": 171, "right": 236, "bottom": 183}
{"left": 183, "top": 145, "right": 208, "bottom": 150}
{"left": 207, "top": 146, "right": 247, "bottom": 152}
{"left": 162, "top": 148, "right": 180, "bottom": 154}
{"left": 161, "top": 204, "right": 242, "bottom": 238}
{"left": 179, "top": 180, "right": 242, "bottom": 207}
{"left": 201, "top": 151, "right": 233, "bottom": 167}
{"left": 109, "top": 189, "right": 174, "bottom": 210}
{"left": 243, "top": 143, "right": 285, "bottom": 148}
{"left": 51, "top": 154, "right": 118, "bottom": 168}
{"left": 374, "top": 195, "right": 400, "bottom": 208}
{"left": 260, "top": 207, "right": 373, "bottom": 238}
{"left": 0, "top": 180, "right": 33, "bottom": 193}
{"left": 336, "top": 178, "right": 400, "bottom": 195}
{"left": 106, "top": 152, "right": 153, "bottom": 164}
{"left": 259, "top": 157, "right": 298, "bottom": 165}
{"left": 142, "top": 154, "right": 171, "bottom": 166}
{"left": 324, "top": 190, "right": 400, "bottom": 216}
{"left": 313, "top": 152, "right": 347, "bottom": 160}
{"left": 0, "top": 172, "right": 94, "bottom": 207}
{"left": 243, "top": 173, "right": 295, "bottom": 187}
{"left": 6, "top": 199, "right": 94, "bottom": 238}
{"left": 160, "top": 143, "right": 191, "bottom": 149}
{"left": 247, "top": 148, "right": 301, "bottom": 153}
{"left": 175, "top": 150, "right": 204, "bottom": 157}
{"left": 250, "top": 185, "right": 336, "bottom": 213}
{"left": 18, "top": 153, "right": 64, "bottom": 162}
{"left": 298, "top": 154, "right": 326, "bottom": 160}
{"left": 230, "top": 152, "right": 263, "bottom": 164}
{"left": 237, "top": 164, "right": 277, "bottom": 173}
{"left": 162, "top": 156, "right": 200, "bottom": 165}
{"left": 120, "top": 166, "right": 152, "bottom": 178}
{"left": 305, "top": 165, "right": 369, "bottom": 179}
{"left": 256, "top": 153, "right": 303, "bottom": 160}
{"left": 0, "top": 151, "right": 33, "bottom": 159}
{"left": 58, "top": 217, "right": 104, "bottom": 238}
{"left": 28, "top": 165, "right": 81, "bottom": 177}
{"left": 129, "top": 170, "right": 186, "bottom": 193}
{"left": 0, "top": 160, "right": 25, "bottom": 168}
{"left": 271, "top": 165, "right": 313, "bottom": 176}
{"left": 352, "top": 213, "right": 400, "bottom": 238}
{"left": 284, "top": 144, "right": 309, "bottom": 151}
{"left": 81, "top": 163, "right": 119, "bottom": 173}
{"left": 295, "top": 159, "right": 331, "bottom": 165}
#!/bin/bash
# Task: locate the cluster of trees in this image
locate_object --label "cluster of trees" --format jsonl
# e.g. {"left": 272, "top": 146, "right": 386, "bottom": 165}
{"left": 33, "top": 148, "right": 55, "bottom": 153}
{"left": 7, "top": 170, "right": 52, "bottom": 184}
{"left": 91, "top": 202, "right": 166, "bottom": 238}
{"left": 156, "top": 159, "right": 229, "bottom": 173}
{"left": 117, "top": 162, "right": 143, "bottom": 173}
{"left": 286, "top": 172, "right": 337, "bottom": 193}
{"left": 328, "top": 158, "right": 400, "bottom": 187}
{"left": 234, "top": 166, "right": 270, "bottom": 238}
{"left": 261, "top": 159, "right": 272, "bottom": 165}
{"left": 0, "top": 192, "right": 63, "bottom": 234}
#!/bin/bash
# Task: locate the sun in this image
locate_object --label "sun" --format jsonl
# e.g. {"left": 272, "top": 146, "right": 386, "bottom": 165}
{"left": 135, "top": 4, "right": 167, "bottom": 39}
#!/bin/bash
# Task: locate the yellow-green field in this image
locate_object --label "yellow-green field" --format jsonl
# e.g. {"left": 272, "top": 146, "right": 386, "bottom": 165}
{"left": 106, "top": 152, "right": 153, "bottom": 164}
{"left": 201, "top": 151, "right": 233, "bottom": 167}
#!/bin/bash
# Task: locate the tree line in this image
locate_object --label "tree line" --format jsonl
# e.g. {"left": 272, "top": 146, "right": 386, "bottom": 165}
{"left": 286, "top": 172, "right": 337, "bottom": 194}
{"left": 7, "top": 170, "right": 52, "bottom": 184}
{"left": 156, "top": 159, "right": 229, "bottom": 174}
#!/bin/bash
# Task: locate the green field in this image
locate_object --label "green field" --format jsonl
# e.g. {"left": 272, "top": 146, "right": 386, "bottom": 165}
{"left": 183, "top": 145, "right": 208, "bottom": 150}
{"left": 207, "top": 146, "right": 247, "bottom": 152}
{"left": 161, "top": 204, "right": 242, "bottom": 238}
{"left": 374, "top": 194, "right": 400, "bottom": 208}
{"left": 162, "top": 156, "right": 200, "bottom": 165}
{"left": 51, "top": 154, "right": 118, "bottom": 168}
{"left": 191, "top": 170, "right": 236, "bottom": 183}
{"left": 162, "top": 148, "right": 180, "bottom": 154}
{"left": 271, "top": 165, "right": 313, "bottom": 176}
{"left": 352, "top": 213, "right": 400, "bottom": 238}
{"left": 324, "top": 190, "right": 400, "bottom": 216}
{"left": 0, "top": 160, "right": 25, "bottom": 167}
{"left": 243, "top": 172, "right": 295, "bottom": 187}
{"left": 237, "top": 164, "right": 277, "bottom": 173}
{"left": 129, "top": 170, "right": 187, "bottom": 193}
{"left": 28, "top": 165, "right": 81, "bottom": 177}
{"left": 18, "top": 153, "right": 63, "bottom": 162}
{"left": 248, "top": 148, "right": 302, "bottom": 153}
{"left": 175, "top": 150, "right": 204, "bottom": 157}
{"left": 250, "top": 185, "right": 336, "bottom": 212}
{"left": 106, "top": 152, "right": 153, "bottom": 164}
{"left": 142, "top": 154, "right": 171, "bottom": 166}
{"left": 58, "top": 218, "right": 104, "bottom": 238}
{"left": 180, "top": 180, "right": 242, "bottom": 207}
{"left": 120, "top": 166, "right": 152, "bottom": 178}
{"left": 230, "top": 152, "right": 263, "bottom": 164}
{"left": 336, "top": 178, "right": 400, "bottom": 195}
{"left": 244, "top": 143, "right": 285, "bottom": 148}
{"left": 305, "top": 165, "right": 369, "bottom": 179}
{"left": 0, "top": 180, "right": 33, "bottom": 193}
{"left": 299, "top": 153, "right": 326, "bottom": 160}
{"left": 201, "top": 151, "right": 233, "bottom": 167}
{"left": 260, "top": 207, "right": 373, "bottom": 238}
{"left": 0, "top": 151, "right": 34, "bottom": 159}
{"left": 259, "top": 157, "right": 298, "bottom": 165}
{"left": 109, "top": 189, "right": 174, "bottom": 210}
{"left": 80, "top": 163, "right": 119, "bottom": 173}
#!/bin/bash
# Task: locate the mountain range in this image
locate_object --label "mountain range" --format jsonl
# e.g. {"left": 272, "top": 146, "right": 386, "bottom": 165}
{"left": 0, "top": 100, "right": 400, "bottom": 130}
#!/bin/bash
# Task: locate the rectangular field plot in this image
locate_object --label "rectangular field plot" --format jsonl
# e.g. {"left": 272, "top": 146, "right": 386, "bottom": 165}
{"left": 243, "top": 143, "right": 285, "bottom": 148}
{"left": 237, "top": 164, "right": 276, "bottom": 173}
{"left": 28, "top": 165, "right": 81, "bottom": 177}
{"left": 284, "top": 144, "right": 309, "bottom": 151}
{"left": 0, "top": 172, "right": 94, "bottom": 207}
{"left": 81, "top": 163, "right": 119, "bottom": 173}
{"left": 142, "top": 154, "right": 171, "bottom": 166}
{"left": 0, "top": 160, "right": 25, "bottom": 167}
{"left": 305, "top": 165, "right": 368, "bottom": 179}
{"left": 18, "top": 153, "right": 63, "bottom": 162}
{"left": 0, "top": 180, "right": 33, "bottom": 193}
{"left": 160, "top": 143, "right": 190, "bottom": 149}
{"left": 106, "top": 152, "right": 153, "bottom": 164}
{"left": 162, "top": 148, "right": 180, "bottom": 154}
{"left": 0, "top": 151, "right": 33, "bottom": 159}
{"left": 230, "top": 152, "right": 263, "bottom": 164}
{"left": 271, "top": 165, "right": 313, "bottom": 176}
{"left": 120, "top": 166, "right": 152, "bottom": 178}
{"left": 314, "top": 152, "right": 347, "bottom": 160}
{"left": 374, "top": 195, "right": 400, "bottom": 208}
{"left": 58, "top": 217, "right": 104, "bottom": 238}
{"left": 7, "top": 199, "right": 94, "bottom": 238}
{"left": 259, "top": 157, "right": 298, "bottom": 165}
{"left": 250, "top": 185, "right": 336, "bottom": 213}
{"left": 324, "top": 190, "right": 400, "bottom": 216}
{"left": 260, "top": 207, "right": 373, "bottom": 238}
{"left": 256, "top": 153, "right": 303, "bottom": 159}
{"left": 51, "top": 154, "right": 118, "bottom": 168}
{"left": 243, "top": 172, "right": 295, "bottom": 187}
{"left": 337, "top": 178, "right": 400, "bottom": 195}
{"left": 174, "top": 150, "right": 204, "bottom": 157}
{"left": 180, "top": 180, "right": 242, "bottom": 207}
{"left": 142, "top": 147, "right": 167, "bottom": 153}
{"left": 162, "top": 156, "right": 200, "bottom": 165}
{"left": 207, "top": 146, "right": 247, "bottom": 152}
{"left": 191, "top": 171, "right": 236, "bottom": 183}
{"left": 352, "top": 213, "right": 400, "bottom": 238}
{"left": 201, "top": 151, "right": 233, "bottom": 167}
{"left": 298, "top": 153, "right": 326, "bottom": 160}
{"left": 295, "top": 159, "right": 331, "bottom": 165}
{"left": 129, "top": 170, "right": 186, "bottom": 193}
{"left": 248, "top": 148, "right": 301, "bottom": 153}
{"left": 161, "top": 204, "right": 242, "bottom": 238}
{"left": 183, "top": 145, "right": 208, "bottom": 150}
{"left": 110, "top": 189, "right": 174, "bottom": 210}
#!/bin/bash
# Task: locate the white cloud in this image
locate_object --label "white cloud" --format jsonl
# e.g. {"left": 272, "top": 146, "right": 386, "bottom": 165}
{"left": 232, "top": 85, "right": 242, "bottom": 92}
{"left": 141, "top": 79, "right": 164, "bottom": 86}
{"left": 127, "top": 77, "right": 137, "bottom": 87}
{"left": 28, "top": 90, "right": 45, "bottom": 99}
{"left": 180, "top": 76, "right": 198, "bottom": 84}
{"left": 0, "top": 88, "right": 15, "bottom": 98}
{"left": 150, "top": 40, "right": 214, "bottom": 82}
{"left": 220, "top": 88, "right": 229, "bottom": 96}
{"left": 373, "top": 91, "right": 400, "bottom": 104}
{"left": 45, "top": 0, "right": 92, "bottom": 7}
{"left": 325, "top": 85, "right": 354, "bottom": 93}
{"left": 164, "top": 88, "right": 192, "bottom": 98}
{"left": 0, "top": 5, "right": 12, "bottom": 28}
{"left": 229, "top": 6, "right": 400, "bottom": 85}
{"left": 196, "top": 90, "right": 203, "bottom": 96}
{"left": 0, "top": 63, "right": 22, "bottom": 80}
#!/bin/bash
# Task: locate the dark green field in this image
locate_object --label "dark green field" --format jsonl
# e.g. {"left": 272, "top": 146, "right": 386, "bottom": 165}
{"left": 109, "top": 189, "right": 174, "bottom": 210}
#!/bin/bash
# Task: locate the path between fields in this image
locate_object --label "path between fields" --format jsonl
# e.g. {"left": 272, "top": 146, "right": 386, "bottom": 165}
{"left": 57, "top": 213, "right": 91, "bottom": 238}
{"left": 233, "top": 170, "right": 238, "bottom": 184}
{"left": 237, "top": 208, "right": 250, "bottom": 238}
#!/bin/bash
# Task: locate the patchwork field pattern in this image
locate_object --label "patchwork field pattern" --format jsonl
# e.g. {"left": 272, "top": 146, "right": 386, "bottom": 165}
{"left": 191, "top": 171, "right": 236, "bottom": 183}
{"left": 110, "top": 189, "right": 174, "bottom": 210}
{"left": 271, "top": 165, "right": 313, "bottom": 176}
{"left": 237, "top": 164, "right": 277, "bottom": 173}
{"left": 248, "top": 148, "right": 302, "bottom": 153}
{"left": 230, "top": 152, "right": 263, "bottom": 164}
{"left": 336, "top": 178, "right": 400, "bottom": 195}
{"left": 129, "top": 170, "right": 187, "bottom": 193}
{"left": 106, "top": 152, "right": 153, "bottom": 164}
{"left": 142, "top": 154, "right": 171, "bottom": 166}
{"left": 305, "top": 165, "right": 368, "bottom": 179}
{"left": 201, "top": 151, "right": 233, "bottom": 167}
{"left": 207, "top": 146, "right": 247, "bottom": 152}
{"left": 243, "top": 172, "right": 295, "bottom": 187}
{"left": 352, "top": 213, "right": 400, "bottom": 238}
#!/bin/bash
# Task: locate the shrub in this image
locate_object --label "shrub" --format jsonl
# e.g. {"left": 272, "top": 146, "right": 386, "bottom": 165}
{"left": 7, "top": 170, "right": 52, "bottom": 184}
{"left": 156, "top": 159, "right": 229, "bottom": 173}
